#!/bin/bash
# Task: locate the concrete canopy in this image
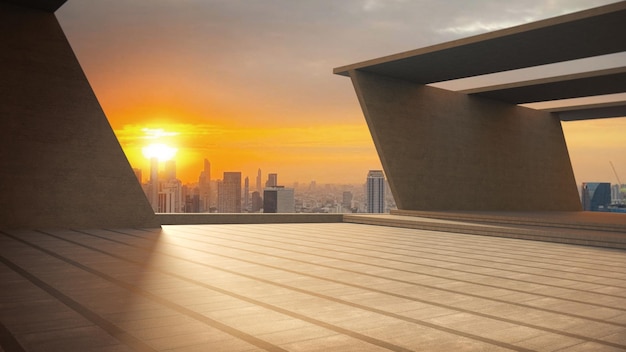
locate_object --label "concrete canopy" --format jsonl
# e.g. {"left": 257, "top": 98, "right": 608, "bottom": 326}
{"left": 333, "top": 2, "right": 626, "bottom": 212}
{"left": 335, "top": 2, "right": 626, "bottom": 121}
{"left": 4, "top": 0, "right": 66, "bottom": 12}
{"left": 334, "top": 2, "right": 626, "bottom": 84}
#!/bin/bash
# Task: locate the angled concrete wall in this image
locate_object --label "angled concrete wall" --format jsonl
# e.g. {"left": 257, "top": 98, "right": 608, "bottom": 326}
{"left": 0, "top": 2, "right": 159, "bottom": 229}
{"left": 350, "top": 70, "right": 581, "bottom": 211}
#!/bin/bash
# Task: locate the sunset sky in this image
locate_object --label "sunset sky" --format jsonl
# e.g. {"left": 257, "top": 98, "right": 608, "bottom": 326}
{"left": 56, "top": 0, "right": 625, "bottom": 186}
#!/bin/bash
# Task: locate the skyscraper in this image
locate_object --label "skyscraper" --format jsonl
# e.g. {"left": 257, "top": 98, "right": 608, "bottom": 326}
{"left": 198, "top": 159, "right": 211, "bottom": 212}
{"left": 244, "top": 176, "right": 250, "bottom": 212}
{"left": 342, "top": 191, "right": 353, "bottom": 209}
{"left": 251, "top": 191, "right": 263, "bottom": 212}
{"left": 217, "top": 172, "right": 242, "bottom": 213}
{"left": 582, "top": 182, "right": 611, "bottom": 211}
{"left": 366, "top": 170, "right": 385, "bottom": 213}
{"left": 256, "top": 169, "right": 262, "bottom": 193}
{"left": 266, "top": 173, "right": 277, "bottom": 188}
{"left": 263, "top": 187, "right": 295, "bottom": 213}
{"left": 149, "top": 157, "right": 159, "bottom": 212}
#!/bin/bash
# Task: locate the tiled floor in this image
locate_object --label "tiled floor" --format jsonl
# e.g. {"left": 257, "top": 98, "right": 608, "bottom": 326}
{"left": 1, "top": 223, "right": 625, "bottom": 351}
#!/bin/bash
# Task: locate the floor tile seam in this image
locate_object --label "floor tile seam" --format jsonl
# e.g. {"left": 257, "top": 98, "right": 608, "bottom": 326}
{"left": 340, "top": 219, "right": 626, "bottom": 246}
{"left": 197, "top": 226, "right": 626, "bottom": 278}
{"left": 3, "top": 231, "right": 288, "bottom": 352}
{"left": 283, "top": 228, "right": 626, "bottom": 268}
{"left": 73, "top": 229, "right": 626, "bottom": 332}
{"left": 25, "top": 235, "right": 440, "bottom": 352}
{"left": 14, "top": 230, "right": 626, "bottom": 308}
{"left": 126, "top": 228, "right": 626, "bottom": 303}
{"left": 235, "top": 223, "right": 626, "bottom": 260}
{"left": 214, "top": 227, "right": 626, "bottom": 275}
{"left": 165, "top": 228, "right": 626, "bottom": 299}
{"left": 111, "top": 230, "right": 626, "bottom": 313}
{"left": 32, "top": 233, "right": 544, "bottom": 352}
{"left": 0, "top": 250, "right": 158, "bottom": 352}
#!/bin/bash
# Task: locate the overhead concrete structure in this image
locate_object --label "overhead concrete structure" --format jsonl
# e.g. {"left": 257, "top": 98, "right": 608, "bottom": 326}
{"left": 0, "top": 1, "right": 160, "bottom": 229}
{"left": 335, "top": 1, "right": 626, "bottom": 212}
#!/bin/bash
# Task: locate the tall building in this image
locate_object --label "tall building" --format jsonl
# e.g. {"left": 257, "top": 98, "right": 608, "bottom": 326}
{"left": 217, "top": 172, "right": 242, "bottom": 213}
{"left": 342, "top": 191, "right": 353, "bottom": 208}
{"left": 611, "top": 184, "right": 625, "bottom": 205}
{"left": 158, "top": 179, "right": 183, "bottom": 213}
{"left": 149, "top": 157, "right": 159, "bottom": 212}
{"left": 582, "top": 182, "right": 611, "bottom": 211}
{"left": 244, "top": 176, "right": 250, "bottom": 212}
{"left": 198, "top": 159, "right": 211, "bottom": 212}
{"left": 251, "top": 191, "right": 263, "bottom": 212}
{"left": 266, "top": 173, "right": 278, "bottom": 188}
{"left": 263, "top": 187, "right": 295, "bottom": 213}
{"left": 366, "top": 170, "right": 385, "bottom": 213}
{"left": 256, "top": 168, "right": 262, "bottom": 193}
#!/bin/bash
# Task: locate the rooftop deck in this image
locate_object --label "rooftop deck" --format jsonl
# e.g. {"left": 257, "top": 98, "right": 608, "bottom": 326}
{"left": 1, "top": 221, "right": 625, "bottom": 351}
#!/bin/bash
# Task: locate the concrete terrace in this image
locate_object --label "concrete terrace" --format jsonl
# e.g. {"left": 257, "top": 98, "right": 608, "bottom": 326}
{"left": 2, "top": 220, "right": 626, "bottom": 351}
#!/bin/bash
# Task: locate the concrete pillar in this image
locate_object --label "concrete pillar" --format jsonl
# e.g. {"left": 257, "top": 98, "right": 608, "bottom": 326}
{"left": 349, "top": 69, "right": 581, "bottom": 211}
{"left": 0, "top": 2, "right": 160, "bottom": 228}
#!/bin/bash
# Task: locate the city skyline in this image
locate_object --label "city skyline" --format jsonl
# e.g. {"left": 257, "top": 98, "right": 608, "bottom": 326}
{"left": 56, "top": 1, "right": 626, "bottom": 185}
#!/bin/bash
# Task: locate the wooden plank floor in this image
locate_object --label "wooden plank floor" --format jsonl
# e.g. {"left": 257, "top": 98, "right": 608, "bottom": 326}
{"left": 1, "top": 223, "right": 626, "bottom": 351}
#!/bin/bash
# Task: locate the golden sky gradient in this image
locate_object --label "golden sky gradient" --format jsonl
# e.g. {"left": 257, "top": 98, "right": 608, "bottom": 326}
{"left": 57, "top": 1, "right": 625, "bottom": 185}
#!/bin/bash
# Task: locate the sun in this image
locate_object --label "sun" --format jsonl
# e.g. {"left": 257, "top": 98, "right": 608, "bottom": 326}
{"left": 142, "top": 143, "right": 178, "bottom": 161}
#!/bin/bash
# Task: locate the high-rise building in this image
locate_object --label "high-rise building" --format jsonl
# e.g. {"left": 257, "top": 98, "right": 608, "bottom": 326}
{"left": 582, "top": 182, "right": 611, "bottom": 211}
{"left": 149, "top": 157, "right": 159, "bottom": 212}
{"left": 217, "top": 172, "right": 242, "bottom": 213}
{"left": 611, "top": 184, "right": 625, "bottom": 205}
{"left": 366, "top": 170, "right": 385, "bottom": 213}
{"left": 158, "top": 179, "right": 183, "bottom": 213}
{"left": 251, "top": 191, "right": 263, "bottom": 212}
{"left": 256, "top": 169, "right": 262, "bottom": 193}
{"left": 263, "top": 187, "right": 295, "bottom": 213}
{"left": 198, "top": 159, "right": 211, "bottom": 212}
{"left": 266, "top": 173, "right": 277, "bottom": 188}
{"left": 244, "top": 176, "right": 250, "bottom": 212}
{"left": 342, "top": 191, "right": 353, "bottom": 208}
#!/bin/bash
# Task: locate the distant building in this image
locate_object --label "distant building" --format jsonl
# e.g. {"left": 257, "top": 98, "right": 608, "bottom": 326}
{"left": 342, "top": 191, "right": 353, "bottom": 208}
{"left": 158, "top": 179, "right": 183, "bottom": 213}
{"left": 366, "top": 170, "right": 385, "bottom": 213}
{"left": 256, "top": 168, "right": 262, "bottom": 193}
{"left": 243, "top": 176, "right": 250, "bottom": 211}
{"left": 217, "top": 172, "right": 242, "bottom": 213}
{"left": 611, "top": 184, "right": 625, "bottom": 204}
{"left": 264, "top": 187, "right": 295, "bottom": 213}
{"left": 266, "top": 173, "right": 278, "bottom": 188}
{"left": 148, "top": 157, "right": 159, "bottom": 212}
{"left": 251, "top": 191, "right": 263, "bottom": 212}
{"left": 198, "top": 159, "right": 211, "bottom": 212}
{"left": 582, "top": 182, "right": 611, "bottom": 211}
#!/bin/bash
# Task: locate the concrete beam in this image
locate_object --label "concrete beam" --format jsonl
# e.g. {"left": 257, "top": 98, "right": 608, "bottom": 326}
{"left": 463, "top": 67, "right": 626, "bottom": 104}
{"left": 334, "top": 2, "right": 626, "bottom": 84}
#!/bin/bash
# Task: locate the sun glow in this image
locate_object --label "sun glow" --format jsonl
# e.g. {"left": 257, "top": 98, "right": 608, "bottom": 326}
{"left": 142, "top": 143, "right": 178, "bottom": 161}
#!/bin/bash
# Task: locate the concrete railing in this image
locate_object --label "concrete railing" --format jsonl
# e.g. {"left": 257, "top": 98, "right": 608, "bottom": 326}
{"left": 157, "top": 213, "right": 344, "bottom": 225}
